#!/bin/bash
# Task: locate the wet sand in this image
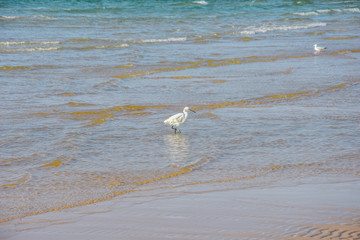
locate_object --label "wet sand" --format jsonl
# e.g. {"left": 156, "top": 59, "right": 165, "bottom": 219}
{"left": 2, "top": 178, "right": 360, "bottom": 240}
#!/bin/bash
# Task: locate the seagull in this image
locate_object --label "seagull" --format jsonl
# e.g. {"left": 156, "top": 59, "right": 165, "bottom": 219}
{"left": 313, "top": 44, "right": 326, "bottom": 53}
{"left": 164, "top": 107, "right": 196, "bottom": 134}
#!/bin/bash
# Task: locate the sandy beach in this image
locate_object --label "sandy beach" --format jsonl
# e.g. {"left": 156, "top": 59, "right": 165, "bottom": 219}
{"left": 2, "top": 178, "right": 360, "bottom": 240}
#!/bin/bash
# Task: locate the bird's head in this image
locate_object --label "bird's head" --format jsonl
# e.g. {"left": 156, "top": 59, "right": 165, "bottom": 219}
{"left": 184, "top": 107, "right": 196, "bottom": 113}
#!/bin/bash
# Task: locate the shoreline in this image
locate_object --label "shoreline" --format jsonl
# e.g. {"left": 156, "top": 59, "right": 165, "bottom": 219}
{"left": 2, "top": 178, "right": 359, "bottom": 240}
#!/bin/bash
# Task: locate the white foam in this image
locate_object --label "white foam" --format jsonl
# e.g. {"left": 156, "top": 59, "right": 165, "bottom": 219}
{"left": 0, "top": 41, "right": 26, "bottom": 46}
{"left": 0, "top": 15, "right": 55, "bottom": 20}
{"left": 239, "top": 22, "right": 326, "bottom": 35}
{"left": 293, "top": 7, "right": 360, "bottom": 16}
{"left": 0, "top": 47, "right": 60, "bottom": 53}
{"left": 0, "top": 15, "right": 20, "bottom": 20}
{"left": 344, "top": 8, "right": 360, "bottom": 13}
{"left": 0, "top": 41, "right": 60, "bottom": 46}
{"left": 25, "top": 47, "right": 60, "bottom": 52}
{"left": 193, "top": 1, "right": 208, "bottom": 5}
{"left": 293, "top": 11, "right": 319, "bottom": 16}
{"left": 93, "top": 44, "right": 129, "bottom": 49}
{"left": 142, "top": 37, "right": 187, "bottom": 43}
{"left": 317, "top": 9, "right": 332, "bottom": 14}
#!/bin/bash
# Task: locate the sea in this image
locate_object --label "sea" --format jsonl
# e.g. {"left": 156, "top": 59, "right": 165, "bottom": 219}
{"left": 1, "top": 0, "right": 359, "bottom": 227}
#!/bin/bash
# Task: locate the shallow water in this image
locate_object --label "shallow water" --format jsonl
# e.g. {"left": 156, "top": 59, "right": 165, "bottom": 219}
{"left": 1, "top": 0, "right": 360, "bottom": 224}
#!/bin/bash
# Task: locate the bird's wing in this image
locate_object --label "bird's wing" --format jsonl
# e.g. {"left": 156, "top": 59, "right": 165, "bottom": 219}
{"left": 164, "top": 113, "right": 184, "bottom": 125}
{"left": 174, "top": 113, "right": 185, "bottom": 122}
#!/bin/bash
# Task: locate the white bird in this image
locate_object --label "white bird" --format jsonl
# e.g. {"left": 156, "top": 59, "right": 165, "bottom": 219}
{"left": 164, "top": 107, "right": 196, "bottom": 134}
{"left": 313, "top": 44, "right": 326, "bottom": 53}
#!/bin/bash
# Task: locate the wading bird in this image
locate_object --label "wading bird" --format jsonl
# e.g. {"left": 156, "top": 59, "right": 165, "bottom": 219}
{"left": 164, "top": 107, "right": 196, "bottom": 134}
{"left": 313, "top": 44, "right": 326, "bottom": 54}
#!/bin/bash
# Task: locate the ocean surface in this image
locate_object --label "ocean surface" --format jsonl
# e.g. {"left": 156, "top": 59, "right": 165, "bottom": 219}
{"left": 1, "top": 0, "right": 360, "bottom": 226}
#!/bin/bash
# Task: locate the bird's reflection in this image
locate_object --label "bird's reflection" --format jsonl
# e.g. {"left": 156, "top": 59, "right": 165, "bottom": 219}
{"left": 163, "top": 134, "right": 189, "bottom": 168}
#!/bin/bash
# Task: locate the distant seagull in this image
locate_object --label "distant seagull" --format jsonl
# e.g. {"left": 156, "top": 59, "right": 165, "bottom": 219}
{"left": 164, "top": 107, "right": 196, "bottom": 134}
{"left": 313, "top": 44, "right": 326, "bottom": 54}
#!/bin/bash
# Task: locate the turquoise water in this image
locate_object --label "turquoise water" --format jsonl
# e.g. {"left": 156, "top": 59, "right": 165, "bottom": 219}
{"left": 1, "top": 0, "right": 360, "bottom": 223}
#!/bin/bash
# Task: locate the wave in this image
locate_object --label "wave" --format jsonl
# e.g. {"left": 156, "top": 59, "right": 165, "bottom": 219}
{"left": 34, "top": 79, "right": 359, "bottom": 127}
{"left": 0, "top": 41, "right": 61, "bottom": 53}
{"left": 107, "top": 48, "right": 358, "bottom": 85}
{"left": 67, "top": 37, "right": 186, "bottom": 48}
{"left": 0, "top": 44, "right": 128, "bottom": 53}
{"left": 1, "top": 45, "right": 122, "bottom": 53}
{"left": 68, "top": 44, "right": 129, "bottom": 50}
{"left": 141, "top": 37, "right": 187, "bottom": 43}
{"left": 293, "top": 7, "right": 360, "bottom": 16}
{"left": 0, "top": 156, "right": 211, "bottom": 223}
{"left": 0, "top": 47, "right": 61, "bottom": 53}
{"left": 293, "top": 11, "right": 319, "bottom": 16}
{"left": 0, "top": 41, "right": 60, "bottom": 46}
{"left": 0, "top": 15, "right": 21, "bottom": 20}
{"left": 0, "top": 36, "right": 186, "bottom": 53}
{"left": 0, "top": 15, "right": 55, "bottom": 20}
{"left": 69, "top": 37, "right": 187, "bottom": 46}
{"left": 345, "top": 7, "right": 360, "bottom": 13}
{"left": 238, "top": 22, "right": 326, "bottom": 35}
{"left": 193, "top": 1, "right": 208, "bottom": 5}
{"left": 68, "top": 37, "right": 187, "bottom": 49}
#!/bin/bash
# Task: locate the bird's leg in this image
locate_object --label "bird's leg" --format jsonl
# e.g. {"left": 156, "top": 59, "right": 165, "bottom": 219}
{"left": 171, "top": 126, "right": 177, "bottom": 134}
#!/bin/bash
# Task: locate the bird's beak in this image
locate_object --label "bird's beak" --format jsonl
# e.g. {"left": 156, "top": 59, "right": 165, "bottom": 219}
{"left": 190, "top": 109, "right": 196, "bottom": 113}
